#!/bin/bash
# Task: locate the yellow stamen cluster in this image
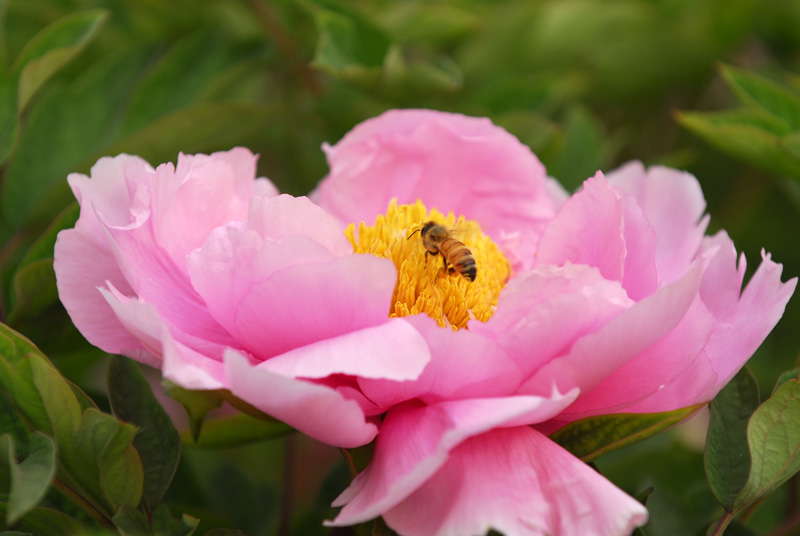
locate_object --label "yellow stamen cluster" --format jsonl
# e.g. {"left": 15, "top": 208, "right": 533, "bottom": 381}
{"left": 345, "top": 200, "right": 511, "bottom": 330}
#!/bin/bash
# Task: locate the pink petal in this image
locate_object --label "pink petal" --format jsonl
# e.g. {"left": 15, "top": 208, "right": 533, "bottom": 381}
{"left": 703, "top": 251, "right": 796, "bottom": 390}
{"left": 188, "top": 227, "right": 338, "bottom": 342}
{"left": 470, "top": 263, "right": 632, "bottom": 378}
{"left": 253, "top": 177, "right": 279, "bottom": 196}
{"left": 67, "top": 154, "right": 155, "bottom": 241}
{"left": 698, "top": 231, "right": 746, "bottom": 318}
{"left": 329, "top": 390, "right": 578, "bottom": 525}
{"left": 101, "top": 217, "right": 239, "bottom": 353}
{"left": 607, "top": 162, "right": 709, "bottom": 285}
{"left": 312, "top": 109, "right": 558, "bottom": 269}
{"left": 186, "top": 194, "right": 357, "bottom": 344}
{"left": 259, "top": 317, "right": 429, "bottom": 381}
{"left": 357, "top": 315, "right": 524, "bottom": 409}
{"left": 54, "top": 228, "right": 143, "bottom": 356}
{"left": 382, "top": 427, "right": 648, "bottom": 536}
{"left": 98, "top": 284, "right": 227, "bottom": 389}
{"left": 559, "top": 295, "right": 715, "bottom": 418}
{"left": 519, "top": 261, "right": 703, "bottom": 397}
{"left": 535, "top": 172, "right": 626, "bottom": 283}
{"left": 233, "top": 254, "right": 398, "bottom": 360}
{"left": 612, "top": 349, "right": 717, "bottom": 414}
{"left": 152, "top": 151, "right": 258, "bottom": 264}
{"left": 245, "top": 195, "right": 352, "bottom": 256}
{"left": 224, "top": 350, "right": 378, "bottom": 448}
{"left": 619, "top": 191, "right": 658, "bottom": 300}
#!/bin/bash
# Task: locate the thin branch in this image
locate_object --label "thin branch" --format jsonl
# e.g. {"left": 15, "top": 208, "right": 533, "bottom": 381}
{"left": 277, "top": 433, "right": 297, "bottom": 536}
{"left": 51, "top": 477, "right": 116, "bottom": 531}
{"left": 244, "top": 0, "right": 323, "bottom": 95}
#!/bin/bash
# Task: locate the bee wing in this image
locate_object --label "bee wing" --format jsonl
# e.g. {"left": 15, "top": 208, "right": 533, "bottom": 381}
{"left": 451, "top": 220, "right": 476, "bottom": 240}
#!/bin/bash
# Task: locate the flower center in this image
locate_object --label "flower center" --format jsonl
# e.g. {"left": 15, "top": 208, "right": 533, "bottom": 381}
{"left": 346, "top": 200, "right": 510, "bottom": 330}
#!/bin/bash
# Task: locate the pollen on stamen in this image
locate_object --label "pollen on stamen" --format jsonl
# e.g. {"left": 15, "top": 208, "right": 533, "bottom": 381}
{"left": 345, "top": 200, "right": 511, "bottom": 330}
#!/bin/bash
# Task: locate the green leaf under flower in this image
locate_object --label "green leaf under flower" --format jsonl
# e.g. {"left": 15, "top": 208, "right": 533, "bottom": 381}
{"left": 181, "top": 412, "right": 293, "bottom": 449}
{"left": 731, "top": 378, "right": 800, "bottom": 513}
{"left": 163, "top": 381, "right": 223, "bottom": 443}
{"left": 0, "top": 432, "right": 56, "bottom": 525}
{"left": 549, "top": 404, "right": 704, "bottom": 463}
{"left": 704, "top": 367, "right": 760, "bottom": 510}
{"left": 0, "top": 324, "right": 143, "bottom": 520}
{"left": 107, "top": 357, "right": 180, "bottom": 513}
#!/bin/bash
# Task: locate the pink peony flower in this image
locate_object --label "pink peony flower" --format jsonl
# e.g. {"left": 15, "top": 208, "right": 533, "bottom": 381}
{"left": 54, "top": 111, "right": 796, "bottom": 536}
{"left": 54, "top": 148, "right": 430, "bottom": 447}
{"left": 310, "top": 109, "right": 796, "bottom": 535}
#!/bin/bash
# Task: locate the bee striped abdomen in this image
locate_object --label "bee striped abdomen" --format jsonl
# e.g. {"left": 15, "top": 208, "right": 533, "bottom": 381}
{"left": 440, "top": 238, "right": 477, "bottom": 282}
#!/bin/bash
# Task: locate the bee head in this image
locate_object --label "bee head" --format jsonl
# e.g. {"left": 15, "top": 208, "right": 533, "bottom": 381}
{"left": 420, "top": 221, "right": 438, "bottom": 237}
{"left": 407, "top": 220, "right": 439, "bottom": 240}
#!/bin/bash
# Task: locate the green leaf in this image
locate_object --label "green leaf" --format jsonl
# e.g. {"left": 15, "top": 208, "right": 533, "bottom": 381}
{"left": 150, "top": 503, "right": 180, "bottom": 535}
{"left": 0, "top": 325, "right": 144, "bottom": 519}
{"left": 86, "top": 102, "right": 281, "bottom": 172}
{"left": 28, "top": 353, "right": 82, "bottom": 446}
{"left": 117, "top": 31, "right": 232, "bottom": 137}
{"left": 721, "top": 64, "right": 800, "bottom": 131}
{"left": 181, "top": 413, "right": 292, "bottom": 449}
{"left": 6, "top": 260, "right": 59, "bottom": 326}
{"left": 548, "top": 404, "right": 703, "bottom": 463}
{"left": 782, "top": 131, "right": 800, "bottom": 161}
{"left": 149, "top": 504, "right": 199, "bottom": 536}
{"left": 0, "top": 332, "right": 81, "bottom": 445}
{"left": 73, "top": 409, "right": 144, "bottom": 512}
{"left": 380, "top": 46, "right": 462, "bottom": 99}
{"left": 18, "top": 203, "right": 79, "bottom": 267}
{"left": 0, "top": 433, "right": 56, "bottom": 525}
{"left": 0, "top": 389, "right": 30, "bottom": 452}
{"left": 677, "top": 110, "right": 800, "bottom": 180}
{"left": 635, "top": 486, "right": 654, "bottom": 506}
{"left": 1, "top": 48, "right": 150, "bottom": 228}
{"left": 163, "top": 381, "right": 223, "bottom": 442}
{"left": 309, "top": 0, "right": 391, "bottom": 82}
{"left": 15, "top": 10, "right": 108, "bottom": 113}
{"left": 0, "top": 505, "right": 83, "bottom": 535}
{"left": 0, "top": 75, "right": 18, "bottom": 166}
{"left": 203, "top": 530, "right": 245, "bottom": 536}
{"left": 6, "top": 203, "right": 79, "bottom": 324}
{"left": 732, "top": 379, "right": 800, "bottom": 513}
{"left": 112, "top": 504, "right": 152, "bottom": 536}
{"left": 546, "top": 106, "right": 614, "bottom": 192}
{"left": 108, "top": 357, "right": 181, "bottom": 513}
{"left": 681, "top": 107, "right": 793, "bottom": 136}
{"left": 704, "top": 367, "right": 760, "bottom": 510}
{"left": 178, "top": 515, "right": 200, "bottom": 536}
{"left": 773, "top": 367, "right": 800, "bottom": 395}
{"left": 0, "top": 324, "right": 94, "bottom": 441}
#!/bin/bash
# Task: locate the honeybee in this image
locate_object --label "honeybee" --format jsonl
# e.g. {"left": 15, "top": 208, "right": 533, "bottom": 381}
{"left": 408, "top": 221, "right": 477, "bottom": 282}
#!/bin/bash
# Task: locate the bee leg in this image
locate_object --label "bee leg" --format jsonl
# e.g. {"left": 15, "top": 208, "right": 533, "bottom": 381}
{"left": 442, "top": 256, "right": 456, "bottom": 276}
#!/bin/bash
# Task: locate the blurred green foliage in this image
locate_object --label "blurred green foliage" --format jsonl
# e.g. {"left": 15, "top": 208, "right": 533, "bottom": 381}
{"left": 1, "top": 0, "right": 800, "bottom": 535}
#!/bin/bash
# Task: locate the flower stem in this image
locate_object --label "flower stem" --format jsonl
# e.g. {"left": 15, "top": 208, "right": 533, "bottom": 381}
{"left": 709, "top": 511, "right": 734, "bottom": 536}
